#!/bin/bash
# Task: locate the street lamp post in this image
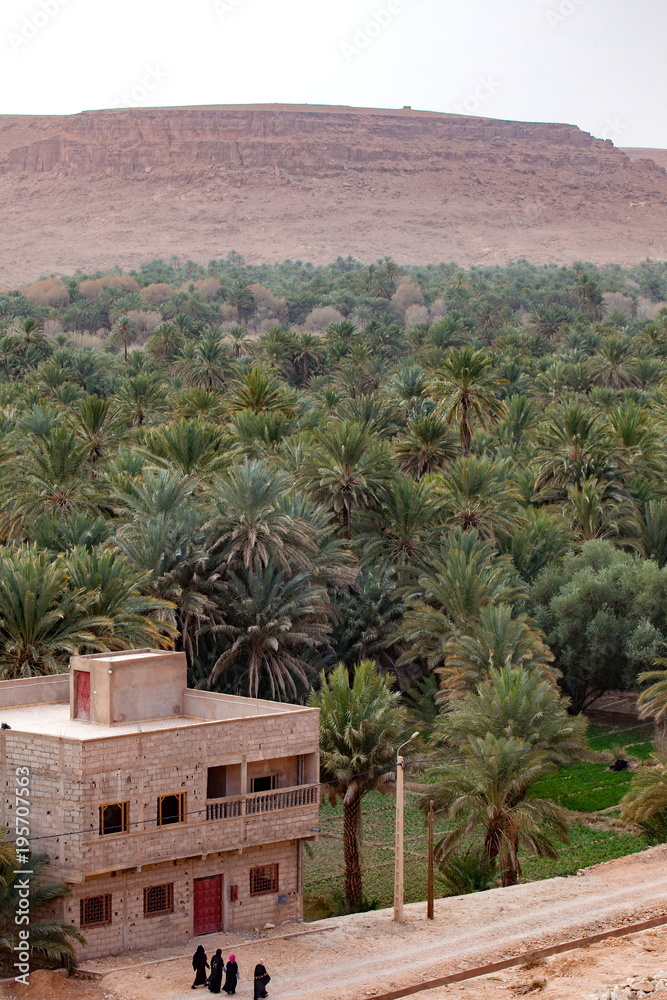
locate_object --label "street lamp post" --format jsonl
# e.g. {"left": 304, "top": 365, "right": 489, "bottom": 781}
{"left": 393, "top": 732, "right": 419, "bottom": 923}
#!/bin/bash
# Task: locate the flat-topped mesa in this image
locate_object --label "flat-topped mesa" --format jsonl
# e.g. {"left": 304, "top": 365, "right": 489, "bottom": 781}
{"left": 0, "top": 104, "right": 635, "bottom": 180}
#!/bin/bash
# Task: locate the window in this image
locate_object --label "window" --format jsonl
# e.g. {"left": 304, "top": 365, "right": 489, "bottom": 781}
{"left": 207, "top": 765, "right": 227, "bottom": 799}
{"left": 157, "top": 793, "right": 186, "bottom": 826}
{"left": 250, "top": 774, "right": 278, "bottom": 794}
{"left": 249, "top": 863, "right": 279, "bottom": 896}
{"left": 98, "top": 802, "right": 128, "bottom": 836}
{"left": 143, "top": 883, "right": 174, "bottom": 916}
{"left": 80, "top": 894, "right": 112, "bottom": 927}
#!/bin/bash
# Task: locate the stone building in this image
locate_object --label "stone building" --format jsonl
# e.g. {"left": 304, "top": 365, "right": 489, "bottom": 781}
{"left": 0, "top": 650, "right": 320, "bottom": 959}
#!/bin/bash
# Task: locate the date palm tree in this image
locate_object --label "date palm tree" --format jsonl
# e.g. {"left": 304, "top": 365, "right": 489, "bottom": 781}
{"left": 172, "top": 332, "right": 232, "bottom": 389}
{"left": 205, "top": 562, "right": 332, "bottom": 700}
{"left": 424, "top": 665, "right": 587, "bottom": 886}
{"left": 0, "top": 426, "right": 110, "bottom": 534}
{"left": 309, "top": 660, "right": 408, "bottom": 905}
{"left": 431, "top": 347, "right": 506, "bottom": 455}
{"left": 140, "top": 418, "right": 231, "bottom": 478}
{"left": 437, "top": 604, "right": 558, "bottom": 702}
{"left": 227, "top": 366, "right": 297, "bottom": 415}
{"left": 296, "top": 421, "right": 394, "bottom": 539}
{"left": 0, "top": 835, "right": 84, "bottom": 971}
{"left": 436, "top": 456, "right": 523, "bottom": 538}
{"left": 109, "top": 315, "right": 138, "bottom": 360}
{"left": 394, "top": 414, "right": 458, "bottom": 479}
{"left": 0, "top": 545, "right": 110, "bottom": 678}
{"left": 398, "top": 531, "right": 526, "bottom": 669}
{"left": 204, "top": 459, "right": 317, "bottom": 573}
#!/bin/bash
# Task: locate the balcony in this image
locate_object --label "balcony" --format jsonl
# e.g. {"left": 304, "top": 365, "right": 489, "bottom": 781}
{"left": 206, "top": 783, "right": 319, "bottom": 821}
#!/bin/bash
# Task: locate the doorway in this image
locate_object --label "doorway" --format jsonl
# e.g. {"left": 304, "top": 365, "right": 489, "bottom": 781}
{"left": 193, "top": 875, "right": 222, "bottom": 937}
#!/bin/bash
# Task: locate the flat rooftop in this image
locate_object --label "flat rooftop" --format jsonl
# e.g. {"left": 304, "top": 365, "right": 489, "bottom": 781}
{"left": 0, "top": 702, "right": 209, "bottom": 739}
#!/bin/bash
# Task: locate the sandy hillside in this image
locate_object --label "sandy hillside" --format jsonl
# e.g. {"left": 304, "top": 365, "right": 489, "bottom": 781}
{"left": 0, "top": 104, "right": 666, "bottom": 286}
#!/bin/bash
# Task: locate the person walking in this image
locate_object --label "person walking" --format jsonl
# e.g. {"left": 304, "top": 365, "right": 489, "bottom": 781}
{"left": 253, "top": 963, "right": 271, "bottom": 999}
{"left": 208, "top": 949, "right": 224, "bottom": 993}
{"left": 191, "top": 945, "right": 209, "bottom": 989}
{"left": 222, "top": 954, "right": 239, "bottom": 995}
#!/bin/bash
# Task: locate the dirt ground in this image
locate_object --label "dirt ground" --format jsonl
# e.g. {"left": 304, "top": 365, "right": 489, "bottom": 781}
{"left": 3, "top": 845, "right": 667, "bottom": 1000}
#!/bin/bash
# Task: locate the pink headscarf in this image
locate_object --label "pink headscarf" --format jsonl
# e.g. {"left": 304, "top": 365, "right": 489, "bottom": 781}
{"left": 229, "top": 955, "right": 235, "bottom": 962}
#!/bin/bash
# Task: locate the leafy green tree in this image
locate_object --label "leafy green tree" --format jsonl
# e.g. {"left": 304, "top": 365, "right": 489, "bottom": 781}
{"left": 531, "top": 540, "right": 667, "bottom": 711}
{"left": 309, "top": 660, "right": 408, "bottom": 904}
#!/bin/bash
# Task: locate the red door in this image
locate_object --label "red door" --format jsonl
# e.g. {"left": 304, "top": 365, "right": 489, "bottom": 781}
{"left": 74, "top": 671, "right": 90, "bottom": 720}
{"left": 193, "top": 876, "right": 222, "bottom": 937}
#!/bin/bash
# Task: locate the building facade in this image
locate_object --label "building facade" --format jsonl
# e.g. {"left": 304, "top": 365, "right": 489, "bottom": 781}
{"left": 0, "top": 650, "right": 320, "bottom": 959}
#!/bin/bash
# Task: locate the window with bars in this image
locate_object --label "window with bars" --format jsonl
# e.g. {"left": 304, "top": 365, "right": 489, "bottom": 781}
{"left": 143, "top": 883, "right": 174, "bottom": 916}
{"left": 80, "top": 894, "right": 112, "bottom": 927}
{"left": 249, "top": 863, "right": 279, "bottom": 896}
{"left": 98, "top": 802, "right": 129, "bottom": 835}
{"left": 157, "top": 793, "right": 186, "bottom": 826}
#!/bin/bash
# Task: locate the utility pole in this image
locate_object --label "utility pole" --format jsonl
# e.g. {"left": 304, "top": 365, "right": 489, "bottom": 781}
{"left": 427, "top": 799, "right": 434, "bottom": 920}
{"left": 393, "top": 732, "right": 419, "bottom": 923}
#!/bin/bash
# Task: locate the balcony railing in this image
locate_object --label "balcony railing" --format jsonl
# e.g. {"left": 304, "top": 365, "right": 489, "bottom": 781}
{"left": 205, "top": 783, "right": 319, "bottom": 822}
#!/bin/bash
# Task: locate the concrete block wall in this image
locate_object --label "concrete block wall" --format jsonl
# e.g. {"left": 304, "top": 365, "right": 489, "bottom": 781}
{"left": 60, "top": 840, "right": 301, "bottom": 960}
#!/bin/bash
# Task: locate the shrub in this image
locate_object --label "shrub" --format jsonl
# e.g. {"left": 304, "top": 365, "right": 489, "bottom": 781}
{"left": 22, "top": 278, "right": 68, "bottom": 307}
{"left": 140, "top": 283, "right": 175, "bottom": 306}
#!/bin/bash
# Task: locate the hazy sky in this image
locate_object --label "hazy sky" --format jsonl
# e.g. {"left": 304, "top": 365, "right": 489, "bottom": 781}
{"left": 2, "top": 0, "right": 665, "bottom": 147}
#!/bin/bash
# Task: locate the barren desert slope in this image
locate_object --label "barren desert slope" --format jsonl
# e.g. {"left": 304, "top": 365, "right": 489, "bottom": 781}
{"left": 1, "top": 103, "right": 666, "bottom": 285}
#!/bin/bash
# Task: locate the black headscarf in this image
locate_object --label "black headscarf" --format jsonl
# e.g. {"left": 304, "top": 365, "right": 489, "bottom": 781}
{"left": 254, "top": 964, "right": 267, "bottom": 977}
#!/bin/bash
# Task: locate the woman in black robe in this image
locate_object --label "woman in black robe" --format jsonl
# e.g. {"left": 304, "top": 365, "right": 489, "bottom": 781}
{"left": 253, "top": 963, "right": 271, "bottom": 999}
{"left": 191, "top": 945, "right": 209, "bottom": 988}
{"left": 208, "top": 949, "right": 224, "bottom": 993}
{"left": 222, "top": 954, "right": 239, "bottom": 994}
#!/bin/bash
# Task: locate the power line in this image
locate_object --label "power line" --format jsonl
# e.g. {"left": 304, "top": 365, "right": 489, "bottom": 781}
{"left": 19, "top": 718, "right": 654, "bottom": 844}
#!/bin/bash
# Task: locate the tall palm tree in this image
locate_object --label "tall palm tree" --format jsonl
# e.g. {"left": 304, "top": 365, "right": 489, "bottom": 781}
{"left": 227, "top": 367, "right": 297, "bottom": 415}
{"left": 394, "top": 414, "right": 458, "bottom": 479}
{"left": 436, "top": 456, "right": 522, "bottom": 538}
{"left": 204, "top": 459, "right": 317, "bottom": 572}
{"left": 0, "top": 835, "right": 84, "bottom": 971}
{"left": 205, "top": 562, "right": 332, "bottom": 701}
{"left": 0, "top": 426, "right": 110, "bottom": 533}
{"left": 437, "top": 604, "right": 558, "bottom": 702}
{"left": 398, "top": 531, "right": 526, "bottom": 669}
{"left": 431, "top": 347, "right": 506, "bottom": 455}
{"left": 0, "top": 545, "right": 110, "bottom": 678}
{"left": 109, "top": 315, "right": 138, "bottom": 360}
{"left": 309, "top": 660, "right": 408, "bottom": 905}
{"left": 115, "top": 373, "right": 169, "bottom": 427}
{"left": 424, "top": 665, "right": 587, "bottom": 886}
{"left": 360, "top": 475, "right": 437, "bottom": 576}
{"left": 64, "top": 547, "right": 176, "bottom": 650}
{"left": 296, "top": 421, "right": 394, "bottom": 539}
{"left": 172, "top": 333, "right": 232, "bottom": 389}
{"left": 140, "top": 418, "right": 231, "bottom": 478}
{"left": 68, "top": 394, "right": 125, "bottom": 464}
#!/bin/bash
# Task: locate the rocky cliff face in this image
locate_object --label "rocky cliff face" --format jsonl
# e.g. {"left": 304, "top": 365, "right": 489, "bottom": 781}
{"left": 0, "top": 104, "right": 665, "bottom": 285}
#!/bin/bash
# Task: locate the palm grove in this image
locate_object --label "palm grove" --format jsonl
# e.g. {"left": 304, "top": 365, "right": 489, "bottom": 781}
{"left": 2, "top": 254, "right": 667, "bottom": 920}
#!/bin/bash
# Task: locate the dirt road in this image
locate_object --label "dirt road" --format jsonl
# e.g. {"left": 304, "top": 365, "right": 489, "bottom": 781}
{"left": 4, "top": 846, "right": 667, "bottom": 1000}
